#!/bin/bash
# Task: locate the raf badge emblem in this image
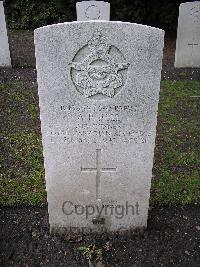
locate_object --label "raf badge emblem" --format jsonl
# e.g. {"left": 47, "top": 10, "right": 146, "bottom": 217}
{"left": 71, "top": 30, "right": 129, "bottom": 99}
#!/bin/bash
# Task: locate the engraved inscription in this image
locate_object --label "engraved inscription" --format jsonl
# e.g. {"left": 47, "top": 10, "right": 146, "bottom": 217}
{"left": 47, "top": 102, "right": 155, "bottom": 145}
{"left": 85, "top": 5, "right": 101, "bottom": 20}
{"left": 71, "top": 31, "right": 129, "bottom": 99}
{"left": 190, "top": 6, "right": 200, "bottom": 23}
{"left": 81, "top": 149, "right": 116, "bottom": 200}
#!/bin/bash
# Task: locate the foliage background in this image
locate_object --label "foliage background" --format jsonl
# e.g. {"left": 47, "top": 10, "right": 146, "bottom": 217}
{"left": 4, "top": 0, "right": 184, "bottom": 32}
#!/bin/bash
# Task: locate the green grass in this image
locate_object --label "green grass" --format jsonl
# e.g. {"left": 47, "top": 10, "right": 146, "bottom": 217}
{"left": 151, "top": 80, "right": 200, "bottom": 205}
{"left": 0, "top": 82, "right": 46, "bottom": 205}
{"left": 0, "top": 81, "right": 199, "bottom": 206}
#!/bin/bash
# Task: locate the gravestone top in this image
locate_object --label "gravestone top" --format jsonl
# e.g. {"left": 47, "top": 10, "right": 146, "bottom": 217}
{"left": 76, "top": 0, "right": 110, "bottom": 21}
{"left": 34, "top": 21, "right": 164, "bottom": 233}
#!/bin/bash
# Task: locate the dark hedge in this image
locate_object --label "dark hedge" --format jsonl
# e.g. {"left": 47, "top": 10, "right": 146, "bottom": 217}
{"left": 5, "top": 0, "right": 184, "bottom": 31}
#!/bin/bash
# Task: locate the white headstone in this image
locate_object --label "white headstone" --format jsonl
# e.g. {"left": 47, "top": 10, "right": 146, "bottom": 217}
{"left": 34, "top": 21, "right": 164, "bottom": 233}
{"left": 0, "top": 1, "right": 11, "bottom": 67}
{"left": 76, "top": 1, "right": 110, "bottom": 21}
{"left": 175, "top": 1, "right": 200, "bottom": 68}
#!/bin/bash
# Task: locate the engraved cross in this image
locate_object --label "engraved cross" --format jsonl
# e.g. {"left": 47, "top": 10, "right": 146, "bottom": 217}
{"left": 81, "top": 149, "right": 116, "bottom": 200}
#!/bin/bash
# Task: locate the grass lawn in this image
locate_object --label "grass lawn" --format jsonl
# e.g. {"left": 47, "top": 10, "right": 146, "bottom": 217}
{"left": 0, "top": 80, "right": 199, "bottom": 206}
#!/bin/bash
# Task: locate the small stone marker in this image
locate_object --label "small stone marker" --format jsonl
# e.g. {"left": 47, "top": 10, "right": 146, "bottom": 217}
{"left": 175, "top": 1, "right": 200, "bottom": 68}
{"left": 0, "top": 0, "right": 11, "bottom": 67}
{"left": 35, "top": 20, "right": 164, "bottom": 233}
{"left": 76, "top": 0, "right": 110, "bottom": 21}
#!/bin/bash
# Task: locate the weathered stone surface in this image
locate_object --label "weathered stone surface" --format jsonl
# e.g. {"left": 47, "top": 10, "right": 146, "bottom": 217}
{"left": 76, "top": 1, "right": 110, "bottom": 21}
{"left": 175, "top": 1, "right": 200, "bottom": 68}
{"left": 34, "top": 21, "right": 164, "bottom": 233}
{"left": 0, "top": 1, "right": 11, "bottom": 67}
